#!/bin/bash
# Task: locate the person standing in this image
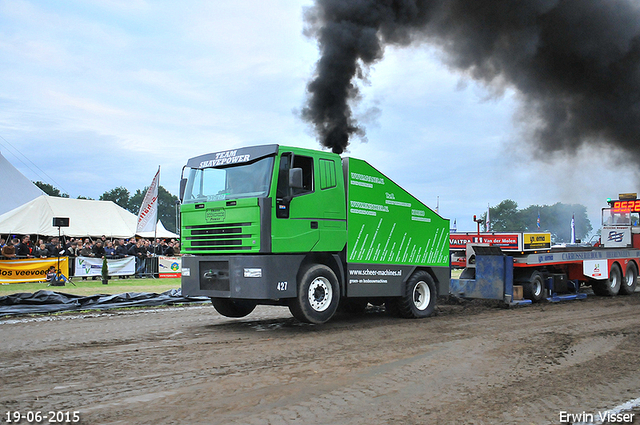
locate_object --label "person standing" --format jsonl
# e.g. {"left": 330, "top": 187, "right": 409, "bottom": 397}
{"left": 16, "top": 235, "right": 34, "bottom": 258}
{"left": 34, "top": 243, "right": 49, "bottom": 258}
{"left": 65, "top": 241, "right": 79, "bottom": 257}
{"left": 104, "top": 240, "right": 116, "bottom": 258}
{"left": 79, "top": 242, "right": 93, "bottom": 257}
{"left": 115, "top": 239, "right": 128, "bottom": 257}
{"left": 128, "top": 239, "right": 150, "bottom": 277}
{"left": 92, "top": 240, "right": 106, "bottom": 258}
{"left": 1, "top": 239, "right": 17, "bottom": 259}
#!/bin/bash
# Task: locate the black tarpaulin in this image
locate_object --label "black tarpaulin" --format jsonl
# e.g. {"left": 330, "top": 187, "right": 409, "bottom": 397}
{"left": 0, "top": 289, "right": 209, "bottom": 317}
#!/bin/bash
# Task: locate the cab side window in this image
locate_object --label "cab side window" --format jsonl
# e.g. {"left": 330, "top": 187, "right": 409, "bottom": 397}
{"left": 292, "top": 155, "right": 314, "bottom": 195}
{"left": 275, "top": 153, "right": 314, "bottom": 219}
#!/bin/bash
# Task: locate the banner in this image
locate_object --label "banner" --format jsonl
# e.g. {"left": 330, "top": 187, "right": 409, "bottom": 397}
{"left": 158, "top": 256, "right": 181, "bottom": 278}
{"left": 0, "top": 258, "right": 69, "bottom": 284}
{"left": 74, "top": 256, "right": 135, "bottom": 277}
{"left": 137, "top": 167, "right": 160, "bottom": 234}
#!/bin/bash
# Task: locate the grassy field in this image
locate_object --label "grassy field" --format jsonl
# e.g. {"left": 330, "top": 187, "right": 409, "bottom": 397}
{"left": 0, "top": 277, "right": 181, "bottom": 297}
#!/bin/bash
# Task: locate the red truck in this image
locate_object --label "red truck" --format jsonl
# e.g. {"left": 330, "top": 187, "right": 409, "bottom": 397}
{"left": 451, "top": 195, "right": 640, "bottom": 302}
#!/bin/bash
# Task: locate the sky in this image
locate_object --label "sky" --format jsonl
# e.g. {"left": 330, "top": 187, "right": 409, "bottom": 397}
{"left": 0, "top": 0, "right": 637, "bottom": 234}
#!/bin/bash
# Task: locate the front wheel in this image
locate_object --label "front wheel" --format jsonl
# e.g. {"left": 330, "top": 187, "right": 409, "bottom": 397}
{"left": 396, "top": 271, "right": 436, "bottom": 319}
{"left": 289, "top": 264, "right": 340, "bottom": 324}
{"left": 211, "top": 298, "right": 257, "bottom": 318}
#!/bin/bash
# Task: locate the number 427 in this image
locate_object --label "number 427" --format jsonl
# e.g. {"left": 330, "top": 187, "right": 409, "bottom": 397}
{"left": 276, "top": 281, "right": 288, "bottom": 291}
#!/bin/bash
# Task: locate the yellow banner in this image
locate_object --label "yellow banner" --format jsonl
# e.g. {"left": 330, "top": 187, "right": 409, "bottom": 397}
{"left": 523, "top": 233, "right": 551, "bottom": 250}
{"left": 0, "top": 258, "right": 69, "bottom": 284}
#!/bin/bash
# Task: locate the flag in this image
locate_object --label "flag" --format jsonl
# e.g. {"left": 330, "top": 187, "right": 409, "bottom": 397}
{"left": 537, "top": 211, "right": 540, "bottom": 230}
{"left": 486, "top": 203, "right": 490, "bottom": 232}
{"left": 452, "top": 218, "right": 457, "bottom": 232}
{"left": 571, "top": 214, "right": 576, "bottom": 244}
{"left": 137, "top": 167, "right": 160, "bottom": 234}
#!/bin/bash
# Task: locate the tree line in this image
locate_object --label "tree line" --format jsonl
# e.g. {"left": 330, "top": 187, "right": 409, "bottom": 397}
{"left": 34, "top": 181, "right": 179, "bottom": 233}
{"left": 479, "top": 199, "right": 593, "bottom": 243}
{"left": 34, "top": 182, "right": 594, "bottom": 243}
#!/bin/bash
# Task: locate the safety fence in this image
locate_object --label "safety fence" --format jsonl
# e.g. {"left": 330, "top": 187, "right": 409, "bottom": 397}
{"left": 0, "top": 256, "right": 182, "bottom": 284}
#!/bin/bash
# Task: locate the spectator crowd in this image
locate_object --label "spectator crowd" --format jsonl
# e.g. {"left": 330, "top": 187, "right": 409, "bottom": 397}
{"left": 1, "top": 235, "right": 180, "bottom": 260}
{"left": 1, "top": 235, "right": 181, "bottom": 278}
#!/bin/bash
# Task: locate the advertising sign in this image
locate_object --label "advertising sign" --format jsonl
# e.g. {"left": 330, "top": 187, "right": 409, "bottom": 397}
{"left": 346, "top": 158, "right": 449, "bottom": 268}
{"left": 523, "top": 233, "right": 552, "bottom": 250}
{"left": 602, "top": 226, "right": 632, "bottom": 248}
{"left": 74, "top": 256, "right": 135, "bottom": 277}
{"left": 158, "top": 256, "right": 181, "bottom": 278}
{"left": 449, "top": 233, "right": 520, "bottom": 250}
{"left": 583, "top": 260, "right": 608, "bottom": 280}
{"left": 0, "top": 257, "right": 69, "bottom": 284}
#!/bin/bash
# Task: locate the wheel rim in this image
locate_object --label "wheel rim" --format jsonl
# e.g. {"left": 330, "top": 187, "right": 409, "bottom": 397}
{"left": 308, "top": 276, "right": 332, "bottom": 312}
{"left": 533, "top": 278, "right": 542, "bottom": 297}
{"left": 610, "top": 269, "right": 620, "bottom": 289}
{"left": 413, "top": 281, "right": 431, "bottom": 311}
{"left": 625, "top": 268, "right": 636, "bottom": 288}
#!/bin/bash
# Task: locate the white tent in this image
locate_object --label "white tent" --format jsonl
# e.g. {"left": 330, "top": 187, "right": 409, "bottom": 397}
{"left": 136, "top": 220, "right": 179, "bottom": 239}
{"left": 0, "top": 195, "right": 137, "bottom": 238}
{"left": 0, "top": 152, "right": 44, "bottom": 215}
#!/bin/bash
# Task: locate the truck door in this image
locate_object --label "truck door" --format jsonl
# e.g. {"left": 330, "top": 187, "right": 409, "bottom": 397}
{"left": 271, "top": 152, "right": 320, "bottom": 252}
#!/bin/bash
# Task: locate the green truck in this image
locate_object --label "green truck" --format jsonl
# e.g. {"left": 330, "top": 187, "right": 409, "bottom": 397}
{"left": 180, "top": 144, "right": 450, "bottom": 324}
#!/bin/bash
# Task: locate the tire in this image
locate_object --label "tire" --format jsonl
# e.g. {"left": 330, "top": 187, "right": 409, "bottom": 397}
{"left": 620, "top": 262, "right": 638, "bottom": 295}
{"left": 211, "top": 298, "right": 257, "bottom": 318}
{"left": 289, "top": 264, "right": 340, "bottom": 324}
{"left": 396, "top": 271, "right": 436, "bottom": 319}
{"left": 523, "top": 271, "right": 545, "bottom": 302}
{"left": 592, "top": 263, "right": 622, "bottom": 296}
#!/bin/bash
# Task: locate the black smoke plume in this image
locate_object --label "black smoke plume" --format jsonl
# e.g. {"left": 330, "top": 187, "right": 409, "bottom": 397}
{"left": 301, "top": 0, "right": 640, "bottom": 157}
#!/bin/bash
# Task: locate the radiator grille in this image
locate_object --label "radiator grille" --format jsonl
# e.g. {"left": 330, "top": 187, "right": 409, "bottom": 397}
{"left": 184, "top": 222, "right": 257, "bottom": 253}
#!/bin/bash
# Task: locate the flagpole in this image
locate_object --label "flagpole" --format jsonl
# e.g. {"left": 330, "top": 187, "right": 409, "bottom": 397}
{"left": 486, "top": 203, "right": 490, "bottom": 232}
{"left": 154, "top": 166, "right": 160, "bottom": 247}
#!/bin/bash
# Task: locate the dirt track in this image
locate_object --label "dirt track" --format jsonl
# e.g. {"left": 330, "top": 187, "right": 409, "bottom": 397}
{"left": 1, "top": 293, "right": 640, "bottom": 425}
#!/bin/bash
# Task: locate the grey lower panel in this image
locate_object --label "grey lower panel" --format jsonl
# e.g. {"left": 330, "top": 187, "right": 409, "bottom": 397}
{"left": 346, "top": 263, "right": 413, "bottom": 297}
{"left": 181, "top": 254, "right": 305, "bottom": 300}
{"left": 431, "top": 266, "right": 451, "bottom": 296}
{"left": 346, "top": 263, "right": 450, "bottom": 297}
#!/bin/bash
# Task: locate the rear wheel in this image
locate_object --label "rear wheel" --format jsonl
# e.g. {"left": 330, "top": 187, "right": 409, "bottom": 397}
{"left": 396, "top": 271, "right": 436, "bottom": 319}
{"left": 289, "top": 264, "right": 340, "bottom": 324}
{"left": 523, "top": 271, "right": 545, "bottom": 302}
{"left": 211, "top": 298, "right": 257, "bottom": 318}
{"left": 592, "top": 263, "right": 622, "bottom": 296}
{"left": 620, "top": 262, "right": 638, "bottom": 295}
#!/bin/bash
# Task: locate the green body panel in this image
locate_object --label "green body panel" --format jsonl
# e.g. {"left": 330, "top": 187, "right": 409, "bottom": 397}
{"left": 179, "top": 146, "right": 447, "bottom": 269}
{"left": 270, "top": 147, "right": 347, "bottom": 253}
{"left": 345, "top": 158, "right": 450, "bottom": 267}
{"left": 181, "top": 198, "right": 261, "bottom": 254}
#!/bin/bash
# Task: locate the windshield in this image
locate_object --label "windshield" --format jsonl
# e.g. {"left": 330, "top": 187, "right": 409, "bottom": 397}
{"left": 183, "top": 156, "right": 274, "bottom": 203}
{"left": 602, "top": 208, "right": 639, "bottom": 226}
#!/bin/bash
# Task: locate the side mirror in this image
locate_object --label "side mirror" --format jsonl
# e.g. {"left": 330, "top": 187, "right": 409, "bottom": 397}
{"left": 289, "top": 168, "right": 303, "bottom": 189}
{"left": 179, "top": 178, "right": 187, "bottom": 202}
